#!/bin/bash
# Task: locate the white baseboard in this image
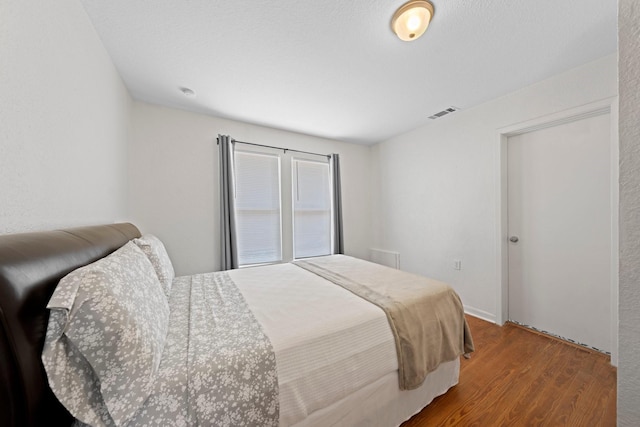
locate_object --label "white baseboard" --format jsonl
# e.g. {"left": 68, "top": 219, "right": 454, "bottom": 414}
{"left": 464, "top": 305, "right": 496, "bottom": 323}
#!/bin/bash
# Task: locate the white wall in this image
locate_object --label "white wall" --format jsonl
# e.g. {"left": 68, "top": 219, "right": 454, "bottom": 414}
{"left": 0, "top": 0, "right": 131, "bottom": 234}
{"left": 128, "top": 102, "right": 372, "bottom": 276}
{"left": 618, "top": 0, "right": 640, "bottom": 424}
{"left": 371, "top": 54, "right": 618, "bottom": 321}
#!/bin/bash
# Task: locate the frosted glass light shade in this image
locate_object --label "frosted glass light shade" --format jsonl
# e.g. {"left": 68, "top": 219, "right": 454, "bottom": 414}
{"left": 391, "top": 1, "right": 434, "bottom": 41}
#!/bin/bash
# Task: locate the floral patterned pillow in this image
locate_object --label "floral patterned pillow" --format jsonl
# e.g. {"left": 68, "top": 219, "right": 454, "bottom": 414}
{"left": 133, "top": 234, "right": 175, "bottom": 297}
{"left": 42, "top": 241, "right": 170, "bottom": 426}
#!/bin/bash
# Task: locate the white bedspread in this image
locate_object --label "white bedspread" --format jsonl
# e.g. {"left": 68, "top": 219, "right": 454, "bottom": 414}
{"left": 228, "top": 262, "right": 398, "bottom": 426}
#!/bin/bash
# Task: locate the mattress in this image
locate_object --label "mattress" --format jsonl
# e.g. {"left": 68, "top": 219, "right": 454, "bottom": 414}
{"left": 70, "top": 259, "right": 459, "bottom": 426}
{"left": 229, "top": 262, "right": 399, "bottom": 426}
{"left": 31, "top": 224, "right": 462, "bottom": 427}
{"left": 296, "top": 360, "right": 459, "bottom": 427}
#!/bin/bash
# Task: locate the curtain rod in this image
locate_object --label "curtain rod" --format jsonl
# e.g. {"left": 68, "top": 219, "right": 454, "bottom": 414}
{"left": 218, "top": 137, "right": 331, "bottom": 159}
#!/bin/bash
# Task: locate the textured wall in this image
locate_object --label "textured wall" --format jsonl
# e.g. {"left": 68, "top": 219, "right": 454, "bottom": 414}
{"left": 618, "top": 0, "right": 640, "bottom": 424}
{"left": 370, "top": 55, "right": 617, "bottom": 322}
{"left": 0, "top": 0, "right": 131, "bottom": 234}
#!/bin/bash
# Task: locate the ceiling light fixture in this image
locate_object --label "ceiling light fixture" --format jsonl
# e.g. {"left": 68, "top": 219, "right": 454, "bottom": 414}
{"left": 391, "top": 0, "right": 434, "bottom": 42}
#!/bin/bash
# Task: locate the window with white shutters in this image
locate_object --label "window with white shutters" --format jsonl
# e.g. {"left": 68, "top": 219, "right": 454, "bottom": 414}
{"left": 234, "top": 151, "right": 282, "bottom": 266}
{"left": 292, "top": 158, "right": 331, "bottom": 259}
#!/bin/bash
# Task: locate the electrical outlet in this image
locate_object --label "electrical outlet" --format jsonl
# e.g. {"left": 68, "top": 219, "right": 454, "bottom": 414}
{"left": 453, "top": 259, "right": 462, "bottom": 270}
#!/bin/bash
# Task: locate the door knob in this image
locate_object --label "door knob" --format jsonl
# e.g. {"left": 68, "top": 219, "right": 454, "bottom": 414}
{"left": 509, "top": 236, "right": 519, "bottom": 243}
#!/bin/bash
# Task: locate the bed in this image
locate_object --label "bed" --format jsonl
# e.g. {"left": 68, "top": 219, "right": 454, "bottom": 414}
{"left": 0, "top": 223, "right": 473, "bottom": 427}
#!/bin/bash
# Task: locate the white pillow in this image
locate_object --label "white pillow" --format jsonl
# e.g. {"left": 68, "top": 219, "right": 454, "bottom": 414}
{"left": 42, "top": 241, "right": 170, "bottom": 426}
{"left": 133, "top": 234, "right": 175, "bottom": 297}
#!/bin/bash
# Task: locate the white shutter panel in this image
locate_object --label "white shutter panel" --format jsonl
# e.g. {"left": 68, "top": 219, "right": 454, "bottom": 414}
{"left": 293, "top": 159, "right": 331, "bottom": 258}
{"left": 235, "top": 151, "right": 282, "bottom": 265}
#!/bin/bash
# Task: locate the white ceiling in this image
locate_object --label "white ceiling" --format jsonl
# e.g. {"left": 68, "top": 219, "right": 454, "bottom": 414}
{"left": 81, "top": 0, "right": 617, "bottom": 145}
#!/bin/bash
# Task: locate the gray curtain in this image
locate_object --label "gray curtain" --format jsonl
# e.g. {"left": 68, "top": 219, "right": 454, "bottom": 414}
{"left": 219, "top": 135, "right": 239, "bottom": 270}
{"left": 330, "top": 154, "right": 344, "bottom": 254}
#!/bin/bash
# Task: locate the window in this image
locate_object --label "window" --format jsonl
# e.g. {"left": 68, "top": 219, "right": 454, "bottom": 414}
{"left": 292, "top": 159, "right": 332, "bottom": 258}
{"left": 232, "top": 147, "right": 335, "bottom": 266}
{"left": 234, "top": 151, "right": 282, "bottom": 265}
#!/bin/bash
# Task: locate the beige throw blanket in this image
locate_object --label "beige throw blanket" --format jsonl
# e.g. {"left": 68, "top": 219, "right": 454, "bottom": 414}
{"left": 294, "top": 255, "right": 474, "bottom": 390}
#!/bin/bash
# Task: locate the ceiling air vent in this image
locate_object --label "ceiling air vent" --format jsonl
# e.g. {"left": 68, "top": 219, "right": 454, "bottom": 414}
{"left": 428, "top": 106, "right": 460, "bottom": 120}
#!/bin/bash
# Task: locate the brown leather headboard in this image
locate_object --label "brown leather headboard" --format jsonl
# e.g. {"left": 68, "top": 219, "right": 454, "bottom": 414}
{"left": 0, "top": 223, "right": 141, "bottom": 427}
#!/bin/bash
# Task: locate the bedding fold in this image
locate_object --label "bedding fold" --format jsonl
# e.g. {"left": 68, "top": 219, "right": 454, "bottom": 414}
{"left": 185, "top": 271, "right": 279, "bottom": 426}
{"left": 294, "top": 255, "right": 474, "bottom": 390}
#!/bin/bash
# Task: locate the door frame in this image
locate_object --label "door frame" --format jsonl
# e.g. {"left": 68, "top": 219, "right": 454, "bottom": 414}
{"left": 495, "top": 97, "right": 619, "bottom": 365}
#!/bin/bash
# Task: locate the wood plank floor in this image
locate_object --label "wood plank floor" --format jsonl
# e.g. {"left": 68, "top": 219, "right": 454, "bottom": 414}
{"left": 402, "top": 315, "right": 617, "bottom": 426}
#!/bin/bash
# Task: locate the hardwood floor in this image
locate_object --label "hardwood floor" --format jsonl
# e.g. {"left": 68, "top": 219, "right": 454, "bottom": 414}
{"left": 402, "top": 315, "right": 617, "bottom": 426}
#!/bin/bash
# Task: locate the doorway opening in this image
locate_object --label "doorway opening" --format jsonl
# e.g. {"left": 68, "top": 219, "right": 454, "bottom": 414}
{"left": 496, "top": 97, "right": 619, "bottom": 364}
